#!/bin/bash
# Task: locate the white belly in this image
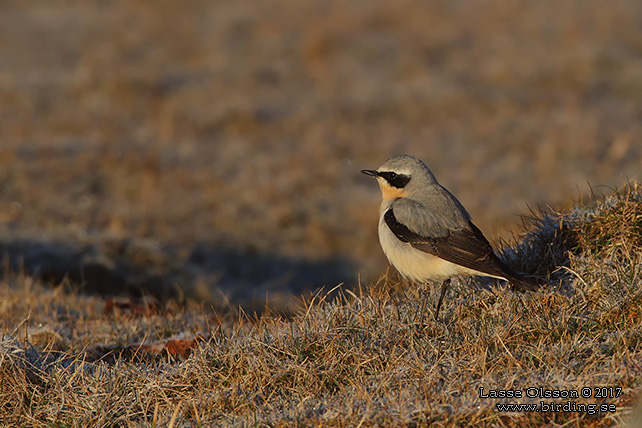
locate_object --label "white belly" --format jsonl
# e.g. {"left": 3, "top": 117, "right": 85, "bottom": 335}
{"left": 377, "top": 210, "right": 499, "bottom": 283}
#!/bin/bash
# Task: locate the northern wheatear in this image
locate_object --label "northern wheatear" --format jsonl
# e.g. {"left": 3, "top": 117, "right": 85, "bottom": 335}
{"left": 362, "top": 155, "right": 537, "bottom": 320}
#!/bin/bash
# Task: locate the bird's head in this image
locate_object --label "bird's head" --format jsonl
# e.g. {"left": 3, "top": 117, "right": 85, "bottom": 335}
{"left": 361, "top": 155, "right": 437, "bottom": 200}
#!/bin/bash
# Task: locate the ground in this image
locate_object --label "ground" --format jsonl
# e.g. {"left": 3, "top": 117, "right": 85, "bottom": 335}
{"left": 0, "top": 1, "right": 641, "bottom": 426}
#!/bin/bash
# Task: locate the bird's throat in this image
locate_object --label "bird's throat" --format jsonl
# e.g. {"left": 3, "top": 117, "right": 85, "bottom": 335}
{"left": 378, "top": 180, "right": 405, "bottom": 200}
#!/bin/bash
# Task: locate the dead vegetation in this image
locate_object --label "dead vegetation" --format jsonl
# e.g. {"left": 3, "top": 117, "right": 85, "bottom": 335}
{"left": 0, "top": 0, "right": 641, "bottom": 306}
{"left": 1, "top": 186, "right": 641, "bottom": 427}
{"left": 1, "top": 1, "right": 642, "bottom": 426}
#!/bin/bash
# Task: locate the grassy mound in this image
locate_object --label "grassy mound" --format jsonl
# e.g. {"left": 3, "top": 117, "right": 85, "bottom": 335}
{"left": 1, "top": 185, "right": 641, "bottom": 427}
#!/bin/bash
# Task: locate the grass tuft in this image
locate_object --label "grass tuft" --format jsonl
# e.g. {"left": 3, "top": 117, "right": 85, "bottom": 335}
{"left": 1, "top": 185, "right": 641, "bottom": 426}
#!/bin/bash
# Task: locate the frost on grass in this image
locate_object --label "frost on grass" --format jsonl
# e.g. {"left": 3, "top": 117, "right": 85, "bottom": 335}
{"left": 1, "top": 184, "right": 641, "bottom": 427}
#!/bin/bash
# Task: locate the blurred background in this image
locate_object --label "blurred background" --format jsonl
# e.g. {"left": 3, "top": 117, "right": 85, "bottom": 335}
{"left": 0, "top": 0, "right": 640, "bottom": 311}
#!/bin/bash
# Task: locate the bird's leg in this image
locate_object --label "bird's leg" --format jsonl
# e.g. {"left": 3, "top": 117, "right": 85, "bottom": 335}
{"left": 434, "top": 279, "right": 451, "bottom": 321}
{"left": 419, "top": 285, "right": 429, "bottom": 326}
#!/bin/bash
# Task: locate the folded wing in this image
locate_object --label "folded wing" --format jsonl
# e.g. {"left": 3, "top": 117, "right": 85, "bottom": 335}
{"left": 385, "top": 197, "right": 536, "bottom": 290}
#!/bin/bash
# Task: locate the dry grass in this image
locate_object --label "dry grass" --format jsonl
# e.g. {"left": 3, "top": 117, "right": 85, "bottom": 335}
{"left": 1, "top": 1, "right": 642, "bottom": 426}
{"left": 0, "top": 0, "right": 641, "bottom": 309}
{"left": 1, "top": 186, "right": 641, "bottom": 427}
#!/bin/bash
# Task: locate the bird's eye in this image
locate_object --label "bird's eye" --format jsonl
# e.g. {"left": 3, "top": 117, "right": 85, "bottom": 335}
{"left": 388, "top": 172, "right": 397, "bottom": 179}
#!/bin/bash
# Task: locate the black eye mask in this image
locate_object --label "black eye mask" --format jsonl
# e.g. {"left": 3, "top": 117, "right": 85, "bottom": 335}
{"left": 379, "top": 171, "right": 411, "bottom": 189}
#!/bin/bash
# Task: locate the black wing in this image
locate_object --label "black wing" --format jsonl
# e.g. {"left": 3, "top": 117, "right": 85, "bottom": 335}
{"left": 384, "top": 208, "right": 524, "bottom": 283}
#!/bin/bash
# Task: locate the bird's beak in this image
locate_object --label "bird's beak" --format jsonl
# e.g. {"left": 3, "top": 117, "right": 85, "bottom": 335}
{"left": 361, "top": 169, "right": 379, "bottom": 177}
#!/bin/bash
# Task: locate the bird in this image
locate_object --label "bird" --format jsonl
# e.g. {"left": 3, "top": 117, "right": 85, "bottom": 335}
{"left": 361, "top": 154, "right": 537, "bottom": 321}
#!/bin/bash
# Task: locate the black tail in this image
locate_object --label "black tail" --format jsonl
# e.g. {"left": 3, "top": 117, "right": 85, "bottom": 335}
{"left": 507, "top": 274, "right": 539, "bottom": 292}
